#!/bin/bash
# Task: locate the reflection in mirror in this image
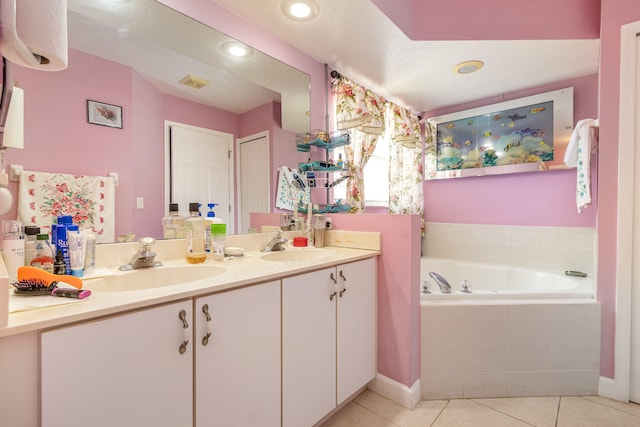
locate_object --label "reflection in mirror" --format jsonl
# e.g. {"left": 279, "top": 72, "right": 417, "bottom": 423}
{"left": 68, "top": 0, "right": 310, "bottom": 133}
{"left": 426, "top": 87, "right": 574, "bottom": 180}
{"left": 10, "top": 0, "right": 311, "bottom": 241}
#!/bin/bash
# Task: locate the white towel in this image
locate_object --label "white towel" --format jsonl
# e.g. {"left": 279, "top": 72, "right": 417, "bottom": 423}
{"left": 18, "top": 171, "right": 116, "bottom": 243}
{"left": 564, "top": 118, "right": 598, "bottom": 213}
{"left": 275, "top": 166, "right": 309, "bottom": 210}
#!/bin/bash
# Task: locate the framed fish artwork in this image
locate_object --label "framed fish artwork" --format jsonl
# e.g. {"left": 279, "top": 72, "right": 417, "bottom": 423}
{"left": 425, "top": 87, "right": 573, "bottom": 180}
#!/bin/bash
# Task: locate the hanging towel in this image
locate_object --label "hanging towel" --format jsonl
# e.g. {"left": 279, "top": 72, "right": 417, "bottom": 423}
{"left": 564, "top": 118, "right": 598, "bottom": 213}
{"left": 275, "top": 166, "right": 309, "bottom": 210}
{"left": 18, "top": 171, "right": 116, "bottom": 243}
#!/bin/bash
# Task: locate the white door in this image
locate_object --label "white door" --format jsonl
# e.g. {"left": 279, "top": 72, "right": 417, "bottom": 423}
{"left": 238, "top": 132, "right": 270, "bottom": 233}
{"left": 282, "top": 268, "right": 337, "bottom": 427}
{"left": 167, "top": 122, "right": 234, "bottom": 228}
{"left": 337, "top": 258, "right": 377, "bottom": 404}
{"left": 41, "top": 301, "right": 193, "bottom": 427}
{"left": 195, "top": 281, "right": 281, "bottom": 427}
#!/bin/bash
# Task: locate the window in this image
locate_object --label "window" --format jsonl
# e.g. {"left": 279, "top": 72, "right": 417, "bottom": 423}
{"left": 331, "top": 132, "right": 389, "bottom": 206}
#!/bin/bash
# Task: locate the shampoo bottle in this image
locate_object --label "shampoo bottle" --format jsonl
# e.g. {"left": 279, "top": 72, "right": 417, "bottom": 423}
{"left": 185, "top": 202, "right": 206, "bottom": 264}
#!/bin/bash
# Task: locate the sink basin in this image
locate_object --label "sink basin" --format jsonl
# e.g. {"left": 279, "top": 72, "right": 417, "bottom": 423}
{"left": 260, "top": 248, "right": 334, "bottom": 262}
{"left": 84, "top": 265, "right": 226, "bottom": 292}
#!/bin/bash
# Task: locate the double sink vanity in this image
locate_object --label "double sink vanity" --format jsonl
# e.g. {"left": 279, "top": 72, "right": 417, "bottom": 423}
{"left": 0, "top": 230, "right": 380, "bottom": 427}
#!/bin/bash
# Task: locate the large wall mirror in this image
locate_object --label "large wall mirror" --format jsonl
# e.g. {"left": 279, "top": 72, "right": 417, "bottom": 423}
{"left": 68, "top": 0, "right": 310, "bottom": 134}
{"left": 8, "top": 0, "right": 311, "bottom": 242}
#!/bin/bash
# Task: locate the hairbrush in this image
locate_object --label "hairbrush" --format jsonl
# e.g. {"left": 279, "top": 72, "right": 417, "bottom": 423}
{"left": 10, "top": 278, "right": 59, "bottom": 295}
{"left": 17, "top": 266, "right": 83, "bottom": 289}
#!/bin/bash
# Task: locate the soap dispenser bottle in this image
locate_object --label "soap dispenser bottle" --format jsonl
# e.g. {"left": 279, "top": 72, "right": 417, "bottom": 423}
{"left": 185, "top": 202, "right": 206, "bottom": 264}
{"left": 206, "top": 203, "right": 225, "bottom": 261}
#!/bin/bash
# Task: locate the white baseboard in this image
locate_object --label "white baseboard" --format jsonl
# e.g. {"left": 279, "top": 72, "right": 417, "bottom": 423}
{"left": 598, "top": 376, "right": 618, "bottom": 400}
{"left": 368, "top": 374, "right": 420, "bottom": 409}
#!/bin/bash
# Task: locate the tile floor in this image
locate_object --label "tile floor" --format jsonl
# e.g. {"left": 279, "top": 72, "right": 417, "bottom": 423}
{"left": 321, "top": 390, "right": 640, "bottom": 427}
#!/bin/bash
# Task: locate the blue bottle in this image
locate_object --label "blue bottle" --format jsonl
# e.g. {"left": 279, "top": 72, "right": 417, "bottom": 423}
{"left": 56, "top": 215, "right": 73, "bottom": 274}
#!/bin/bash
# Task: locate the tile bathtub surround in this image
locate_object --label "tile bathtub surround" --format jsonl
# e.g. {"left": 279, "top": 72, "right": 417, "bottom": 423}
{"left": 321, "top": 390, "right": 640, "bottom": 427}
{"left": 422, "top": 223, "right": 596, "bottom": 275}
{"left": 420, "top": 302, "right": 601, "bottom": 399}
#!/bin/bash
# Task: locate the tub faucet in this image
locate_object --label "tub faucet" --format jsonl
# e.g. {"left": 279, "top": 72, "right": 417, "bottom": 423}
{"left": 262, "top": 230, "right": 288, "bottom": 252}
{"left": 429, "top": 272, "right": 452, "bottom": 294}
{"left": 119, "top": 237, "right": 163, "bottom": 271}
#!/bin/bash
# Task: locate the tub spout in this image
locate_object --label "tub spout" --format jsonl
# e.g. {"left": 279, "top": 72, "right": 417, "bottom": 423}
{"left": 429, "top": 272, "right": 452, "bottom": 294}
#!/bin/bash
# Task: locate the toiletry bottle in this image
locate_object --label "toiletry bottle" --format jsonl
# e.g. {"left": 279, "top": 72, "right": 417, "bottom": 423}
{"left": 163, "top": 204, "right": 178, "bottom": 239}
{"left": 205, "top": 203, "right": 219, "bottom": 257}
{"left": 53, "top": 251, "right": 66, "bottom": 275}
{"left": 163, "top": 203, "right": 185, "bottom": 239}
{"left": 2, "top": 219, "right": 24, "bottom": 282}
{"left": 185, "top": 202, "right": 206, "bottom": 264}
{"left": 56, "top": 215, "right": 73, "bottom": 274}
{"left": 82, "top": 229, "right": 96, "bottom": 275}
{"left": 337, "top": 153, "right": 344, "bottom": 168}
{"left": 23, "top": 226, "right": 40, "bottom": 266}
{"left": 210, "top": 220, "right": 226, "bottom": 261}
{"left": 67, "top": 226, "right": 85, "bottom": 277}
{"left": 30, "top": 233, "right": 54, "bottom": 273}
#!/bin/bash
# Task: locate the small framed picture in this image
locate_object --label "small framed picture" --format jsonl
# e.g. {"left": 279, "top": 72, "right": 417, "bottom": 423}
{"left": 87, "top": 100, "right": 123, "bottom": 129}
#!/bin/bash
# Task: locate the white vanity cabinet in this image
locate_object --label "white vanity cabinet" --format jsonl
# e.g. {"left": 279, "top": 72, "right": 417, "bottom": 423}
{"left": 40, "top": 300, "right": 194, "bottom": 427}
{"left": 194, "top": 280, "right": 281, "bottom": 427}
{"left": 282, "top": 258, "right": 376, "bottom": 427}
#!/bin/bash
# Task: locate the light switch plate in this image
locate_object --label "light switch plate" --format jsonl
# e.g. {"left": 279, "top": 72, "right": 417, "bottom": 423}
{"left": 136, "top": 197, "right": 144, "bottom": 209}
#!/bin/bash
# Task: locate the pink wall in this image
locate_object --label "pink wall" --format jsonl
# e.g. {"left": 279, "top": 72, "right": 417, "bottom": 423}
{"left": 251, "top": 212, "right": 422, "bottom": 388}
{"left": 371, "top": 0, "right": 600, "bottom": 40}
{"left": 423, "top": 74, "right": 599, "bottom": 228}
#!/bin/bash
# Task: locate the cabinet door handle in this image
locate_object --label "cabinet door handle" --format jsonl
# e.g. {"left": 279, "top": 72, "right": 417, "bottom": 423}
{"left": 178, "top": 309, "right": 189, "bottom": 355}
{"left": 339, "top": 270, "right": 347, "bottom": 297}
{"left": 329, "top": 272, "right": 338, "bottom": 301}
{"left": 202, "top": 304, "right": 213, "bottom": 346}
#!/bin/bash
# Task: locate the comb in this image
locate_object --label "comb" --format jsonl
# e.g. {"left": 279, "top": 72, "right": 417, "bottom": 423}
{"left": 17, "top": 266, "right": 83, "bottom": 289}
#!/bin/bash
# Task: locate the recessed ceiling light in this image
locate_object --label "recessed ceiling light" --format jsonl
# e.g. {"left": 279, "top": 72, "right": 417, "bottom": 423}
{"left": 281, "top": 0, "right": 319, "bottom": 21}
{"left": 222, "top": 41, "right": 253, "bottom": 58}
{"left": 453, "top": 60, "right": 484, "bottom": 75}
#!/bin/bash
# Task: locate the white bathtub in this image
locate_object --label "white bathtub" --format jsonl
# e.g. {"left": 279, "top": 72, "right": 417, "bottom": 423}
{"left": 420, "top": 257, "right": 600, "bottom": 399}
{"left": 420, "top": 257, "right": 594, "bottom": 300}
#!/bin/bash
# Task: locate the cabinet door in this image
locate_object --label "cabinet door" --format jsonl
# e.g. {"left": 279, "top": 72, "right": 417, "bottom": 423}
{"left": 41, "top": 301, "right": 193, "bottom": 427}
{"left": 195, "top": 281, "right": 281, "bottom": 427}
{"left": 337, "top": 258, "right": 377, "bottom": 404}
{"left": 282, "top": 267, "right": 336, "bottom": 427}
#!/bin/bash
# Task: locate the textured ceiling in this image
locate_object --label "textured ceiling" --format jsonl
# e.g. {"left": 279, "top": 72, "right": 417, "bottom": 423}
{"left": 211, "top": 0, "right": 600, "bottom": 113}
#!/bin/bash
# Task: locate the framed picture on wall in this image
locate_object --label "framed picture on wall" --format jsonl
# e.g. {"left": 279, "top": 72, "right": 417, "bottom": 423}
{"left": 425, "top": 87, "right": 574, "bottom": 180}
{"left": 87, "top": 100, "right": 123, "bottom": 129}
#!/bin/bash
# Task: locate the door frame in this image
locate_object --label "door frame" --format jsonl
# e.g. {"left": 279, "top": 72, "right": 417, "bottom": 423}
{"left": 614, "top": 19, "right": 640, "bottom": 402}
{"left": 164, "top": 120, "right": 235, "bottom": 232}
{"left": 236, "top": 130, "right": 270, "bottom": 232}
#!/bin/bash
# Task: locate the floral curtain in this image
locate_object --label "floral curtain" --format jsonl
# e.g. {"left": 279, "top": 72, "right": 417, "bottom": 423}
{"left": 388, "top": 104, "right": 425, "bottom": 235}
{"left": 333, "top": 77, "right": 384, "bottom": 213}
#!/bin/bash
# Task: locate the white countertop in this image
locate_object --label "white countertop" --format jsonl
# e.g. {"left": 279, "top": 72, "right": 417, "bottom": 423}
{"left": 1, "top": 245, "right": 379, "bottom": 338}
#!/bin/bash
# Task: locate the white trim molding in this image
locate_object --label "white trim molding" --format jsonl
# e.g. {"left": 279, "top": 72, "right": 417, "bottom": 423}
{"left": 368, "top": 374, "right": 420, "bottom": 409}
{"left": 613, "top": 19, "right": 640, "bottom": 403}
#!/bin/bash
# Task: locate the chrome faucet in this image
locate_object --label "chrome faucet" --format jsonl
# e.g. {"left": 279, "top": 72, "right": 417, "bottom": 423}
{"left": 428, "top": 271, "right": 452, "bottom": 294}
{"left": 119, "top": 237, "right": 163, "bottom": 271}
{"left": 262, "top": 230, "right": 288, "bottom": 252}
